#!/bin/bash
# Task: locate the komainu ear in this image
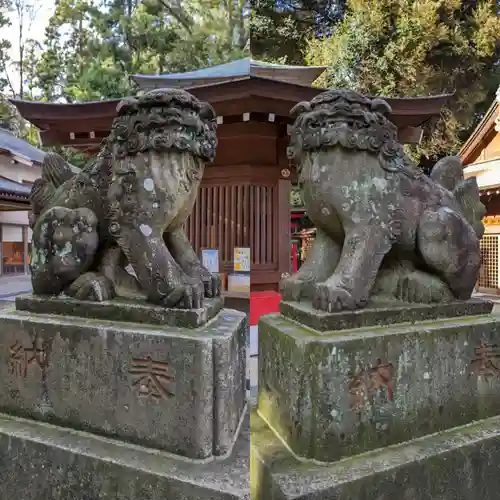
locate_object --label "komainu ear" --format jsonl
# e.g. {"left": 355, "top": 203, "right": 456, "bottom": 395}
{"left": 290, "top": 101, "right": 312, "bottom": 118}
{"left": 200, "top": 102, "right": 216, "bottom": 121}
{"left": 371, "top": 98, "right": 392, "bottom": 116}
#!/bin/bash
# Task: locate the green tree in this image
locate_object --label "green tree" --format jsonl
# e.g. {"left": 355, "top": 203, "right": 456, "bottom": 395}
{"left": 306, "top": 0, "right": 500, "bottom": 160}
{"left": 0, "top": 0, "right": 42, "bottom": 134}
{"left": 0, "top": 0, "right": 14, "bottom": 131}
{"left": 250, "top": 0, "right": 345, "bottom": 63}
{"left": 22, "top": 0, "right": 248, "bottom": 164}
{"left": 35, "top": 0, "right": 249, "bottom": 102}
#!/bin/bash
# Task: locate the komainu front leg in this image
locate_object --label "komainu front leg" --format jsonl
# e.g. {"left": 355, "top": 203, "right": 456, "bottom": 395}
{"left": 314, "top": 227, "right": 393, "bottom": 311}
{"left": 114, "top": 228, "right": 204, "bottom": 309}
{"left": 30, "top": 207, "right": 99, "bottom": 296}
{"left": 280, "top": 227, "right": 341, "bottom": 301}
{"left": 165, "top": 228, "right": 221, "bottom": 298}
{"left": 99, "top": 245, "right": 144, "bottom": 300}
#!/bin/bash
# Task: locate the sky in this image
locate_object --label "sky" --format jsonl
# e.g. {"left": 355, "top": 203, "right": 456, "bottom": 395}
{"left": 5, "top": 0, "right": 55, "bottom": 95}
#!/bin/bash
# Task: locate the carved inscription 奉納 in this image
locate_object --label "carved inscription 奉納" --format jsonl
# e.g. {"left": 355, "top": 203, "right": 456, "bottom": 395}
{"left": 9, "top": 338, "right": 47, "bottom": 377}
{"left": 129, "top": 356, "right": 174, "bottom": 400}
{"left": 470, "top": 342, "right": 500, "bottom": 380}
{"left": 349, "top": 359, "right": 394, "bottom": 411}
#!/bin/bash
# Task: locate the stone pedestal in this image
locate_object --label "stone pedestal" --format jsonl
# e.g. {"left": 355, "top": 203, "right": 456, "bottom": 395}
{"left": 0, "top": 295, "right": 249, "bottom": 499}
{"left": 253, "top": 298, "right": 500, "bottom": 499}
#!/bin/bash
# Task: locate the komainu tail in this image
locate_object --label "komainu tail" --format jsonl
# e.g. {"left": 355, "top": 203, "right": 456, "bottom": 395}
{"left": 453, "top": 177, "right": 486, "bottom": 239}
{"left": 29, "top": 153, "right": 75, "bottom": 227}
{"left": 430, "top": 155, "right": 486, "bottom": 238}
{"left": 41, "top": 152, "right": 75, "bottom": 188}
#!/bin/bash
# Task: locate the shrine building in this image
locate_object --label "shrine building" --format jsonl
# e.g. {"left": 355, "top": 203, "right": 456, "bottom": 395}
{"left": 0, "top": 129, "right": 47, "bottom": 275}
{"left": 461, "top": 86, "right": 500, "bottom": 293}
{"left": 10, "top": 58, "right": 452, "bottom": 292}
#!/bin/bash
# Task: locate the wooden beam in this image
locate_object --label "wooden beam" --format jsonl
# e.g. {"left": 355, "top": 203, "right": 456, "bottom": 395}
{"left": 398, "top": 126, "right": 423, "bottom": 144}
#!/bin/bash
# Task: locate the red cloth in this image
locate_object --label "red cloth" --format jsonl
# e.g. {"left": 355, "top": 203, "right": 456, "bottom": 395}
{"left": 250, "top": 291, "right": 281, "bottom": 326}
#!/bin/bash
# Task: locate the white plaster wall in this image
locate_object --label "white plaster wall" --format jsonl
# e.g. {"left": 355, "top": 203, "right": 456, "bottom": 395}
{"left": 0, "top": 154, "right": 40, "bottom": 239}
{"left": 464, "top": 158, "right": 500, "bottom": 190}
{"left": 0, "top": 210, "right": 29, "bottom": 226}
{"left": 485, "top": 224, "right": 500, "bottom": 235}
{"left": 0, "top": 155, "right": 41, "bottom": 184}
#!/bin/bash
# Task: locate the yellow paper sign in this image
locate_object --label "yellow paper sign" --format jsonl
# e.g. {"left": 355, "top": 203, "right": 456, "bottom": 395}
{"left": 234, "top": 247, "right": 250, "bottom": 272}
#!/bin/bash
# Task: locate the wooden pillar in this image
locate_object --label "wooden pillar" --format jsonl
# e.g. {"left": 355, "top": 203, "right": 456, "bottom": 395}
{"left": 0, "top": 224, "right": 3, "bottom": 277}
{"left": 23, "top": 226, "right": 29, "bottom": 274}
{"left": 277, "top": 178, "right": 291, "bottom": 281}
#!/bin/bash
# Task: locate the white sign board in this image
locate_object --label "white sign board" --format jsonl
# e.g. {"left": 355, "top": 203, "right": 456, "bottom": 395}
{"left": 201, "top": 248, "right": 219, "bottom": 273}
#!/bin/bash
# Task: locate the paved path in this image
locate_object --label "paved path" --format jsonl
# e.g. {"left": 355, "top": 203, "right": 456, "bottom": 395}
{"left": 0, "top": 274, "right": 32, "bottom": 300}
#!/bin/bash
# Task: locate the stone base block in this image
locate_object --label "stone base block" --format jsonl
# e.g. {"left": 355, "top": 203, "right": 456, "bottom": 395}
{"left": 251, "top": 411, "right": 500, "bottom": 500}
{"left": 16, "top": 294, "right": 224, "bottom": 329}
{"left": 258, "top": 300, "right": 500, "bottom": 462}
{"left": 279, "top": 297, "right": 493, "bottom": 332}
{"left": 0, "top": 296, "right": 247, "bottom": 460}
{"left": 0, "top": 412, "right": 249, "bottom": 500}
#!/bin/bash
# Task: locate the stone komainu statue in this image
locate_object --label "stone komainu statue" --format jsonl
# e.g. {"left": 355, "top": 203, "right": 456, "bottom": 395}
{"left": 29, "top": 88, "right": 220, "bottom": 309}
{"left": 281, "top": 89, "right": 485, "bottom": 311}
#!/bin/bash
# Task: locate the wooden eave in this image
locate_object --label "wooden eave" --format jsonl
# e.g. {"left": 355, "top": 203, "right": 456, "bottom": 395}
{"left": 0, "top": 191, "right": 29, "bottom": 201}
{"left": 0, "top": 190, "right": 29, "bottom": 208}
{"left": 0, "top": 199, "right": 30, "bottom": 211}
{"left": 9, "top": 76, "right": 453, "bottom": 148}
{"left": 460, "top": 100, "right": 499, "bottom": 165}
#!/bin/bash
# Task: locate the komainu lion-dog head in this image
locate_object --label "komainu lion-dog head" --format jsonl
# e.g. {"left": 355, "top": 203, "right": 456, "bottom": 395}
{"left": 104, "top": 88, "right": 218, "bottom": 239}
{"left": 287, "top": 89, "right": 422, "bottom": 181}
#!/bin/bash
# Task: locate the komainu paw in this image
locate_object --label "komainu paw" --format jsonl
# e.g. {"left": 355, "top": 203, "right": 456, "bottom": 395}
{"left": 280, "top": 275, "right": 308, "bottom": 302}
{"left": 313, "top": 283, "right": 363, "bottom": 312}
{"left": 66, "top": 272, "right": 116, "bottom": 302}
{"left": 201, "top": 272, "right": 221, "bottom": 299}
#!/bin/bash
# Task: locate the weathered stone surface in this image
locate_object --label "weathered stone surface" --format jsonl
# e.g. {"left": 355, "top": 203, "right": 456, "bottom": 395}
{"left": 0, "top": 412, "right": 249, "bottom": 500}
{"left": 258, "top": 309, "right": 500, "bottom": 462}
{"left": 251, "top": 410, "right": 500, "bottom": 500}
{"left": 16, "top": 294, "right": 224, "bottom": 329}
{"left": 281, "top": 89, "right": 485, "bottom": 312}
{"left": 29, "top": 88, "right": 221, "bottom": 309}
{"left": 280, "top": 298, "right": 493, "bottom": 332}
{"left": 0, "top": 304, "right": 247, "bottom": 460}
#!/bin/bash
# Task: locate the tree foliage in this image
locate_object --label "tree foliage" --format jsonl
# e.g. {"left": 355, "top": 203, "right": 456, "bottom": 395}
{"left": 0, "top": 0, "right": 248, "bottom": 162}
{"left": 250, "top": 0, "right": 345, "bottom": 63}
{"left": 34, "top": 0, "right": 249, "bottom": 102}
{"left": 306, "top": 0, "right": 500, "bottom": 159}
{"left": 0, "top": 0, "right": 41, "bottom": 134}
{"left": 0, "top": 0, "right": 13, "bottom": 131}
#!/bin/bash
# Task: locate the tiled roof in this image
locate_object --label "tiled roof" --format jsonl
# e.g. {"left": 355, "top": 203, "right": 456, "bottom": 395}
{"left": 0, "top": 128, "right": 46, "bottom": 165}
{"left": 0, "top": 176, "right": 31, "bottom": 199}
{"left": 133, "top": 58, "right": 327, "bottom": 88}
{"left": 459, "top": 86, "right": 500, "bottom": 164}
